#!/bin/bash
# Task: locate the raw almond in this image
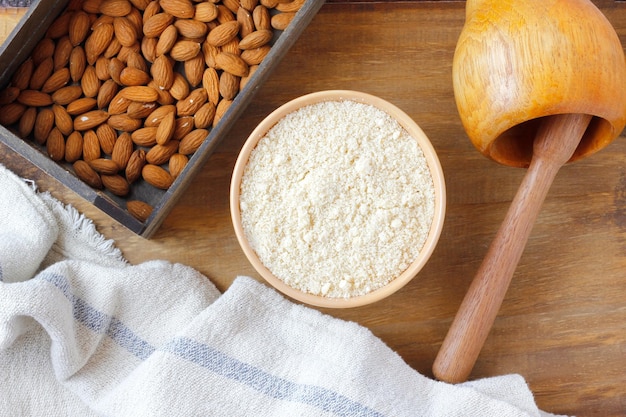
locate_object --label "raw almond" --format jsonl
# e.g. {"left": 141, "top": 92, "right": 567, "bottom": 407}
{"left": 69, "top": 10, "right": 91, "bottom": 45}
{"left": 176, "top": 87, "right": 207, "bottom": 116}
{"left": 239, "top": 29, "right": 273, "bottom": 50}
{"left": 170, "top": 40, "right": 201, "bottom": 61}
{"left": 142, "top": 164, "right": 173, "bottom": 189}
{"left": 150, "top": 54, "right": 175, "bottom": 89}
{"left": 202, "top": 41, "right": 219, "bottom": 68}
{"left": 41, "top": 68, "right": 70, "bottom": 94}
{"left": 52, "top": 104, "right": 74, "bottom": 135}
{"left": 0, "top": 103, "right": 27, "bottom": 126}
{"left": 194, "top": 2, "right": 218, "bottom": 22}
{"left": 159, "top": 0, "right": 195, "bottom": 19}
{"left": 18, "top": 107, "right": 37, "bottom": 138}
{"left": 216, "top": 52, "right": 248, "bottom": 77}
{"left": 31, "top": 38, "right": 55, "bottom": 66}
{"left": 119, "top": 66, "right": 151, "bottom": 86}
{"left": 127, "top": 101, "right": 157, "bottom": 118}
{"left": 148, "top": 80, "right": 175, "bottom": 105}
{"left": 65, "top": 131, "right": 84, "bottom": 162}
{"left": 104, "top": 37, "right": 124, "bottom": 60}
{"left": 102, "top": 174, "right": 130, "bottom": 196}
{"left": 275, "top": 0, "right": 304, "bottom": 13}
{"left": 143, "top": 13, "right": 174, "bottom": 38}
{"left": 33, "top": 108, "right": 55, "bottom": 144}
{"left": 219, "top": 71, "right": 239, "bottom": 100}
{"left": 0, "top": 86, "right": 19, "bottom": 105}
{"left": 155, "top": 24, "right": 177, "bottom": 56}
{"left": 119, "top": 85, "right": 159, "bottom": 102}
{"left": 207, "top": 20, "right": 239, "bottom": 47}
{"left": 194, "top": 102, "right": 216, "bottom": 129}
{"left": 169, "top": 73, "right": 190, "bottom": 101}
{"left": 108, "top": 57, "right": 126, "bottom": 84}
{"left": 141, "top": 35, "right": 158, "bottom": 63}
{"left": 113, "top": 16, "right": 139, "bottom": 47}
{"left": 46, "top": 11, "right": 72, "bottom": 39}
{"left": 11, "top": 58, "right": 34, "bottom": 90}
{"left": 145, "top": 104, "right": 176, "bottom": 126}
{"left": 73, "top": 159, "right": 103, "bottom": 189}
{"left": 174, "top": 19, "right": 207, "bottom": 39}
{"left": 125, "top": 148, "right": 146, "bottom": 183}
{"left": 17, "top": 90, "right": 53, "bottom": 107}
{"left": 85, "top": 22, "right": 114, "bottom": 65}
{"left": 67, "top": 97, "right": 98, "bottom": 115}
{"left": 29, "top": 57, "right": 54, "bottom": 90}
{"left": 183, "top": 54, "right": 204, "bottom": 87}
{"left": 270, "top": 12, "right": 294, "bottom": 30}
{"left": 53, "top": 85, "right": 84, "bottom": 105}
{"left": 237, "top": 7, "right": 254, "bottom": 38}
{"left": 213, "top": 98, "right": 232, "bottom": 127}
{"left": 74, "top": 109, "right": 110, "bottom": 131}
{"left": 112, "top": 132, "right": 133, "bottom": 168}
{"left": 46, "top": 127, "right": 66, "bottom": 161}
{"left": 155, "top": 110, "right": 175, "bottom": 145}
{"left": 126, "top": 200, "right": 153, "bottom": 222}
{"left": 240, "top": 64, "right": 258, "bottom": 89}
{"left": 97, "top": 79, "right": 119, "bottom": 108}
{"left": 126, "top": 50, "right": 149, "bottom": 72}
{"left": 81, "top": 65, "right": 102, "bottom": 98}
{"left": 107, "top": 91, "right": 132, "bottom": 114}
{"left": 146, "top": 140, "right": 179, "bottom": 165}
{"left": 69, "top": 45, "right": 87, "bottom": 82}
{"left": 172, "top": 115, "right": 194, "bottom": 139}
{"left": 53, "top": 36, "right": 73, "bottom": 70}
{"left": 108, "top": 113, "right": 143, "bottom": 131}
{"left": 241, "top": 45, "right": 270, "bottom": 65}
{"left": 89, "top": 157, "right": 121, "bottom": 174}
{"left": 83, "top": 129, "right": 102, "bottom": 161}
{"left": 95, "top": 56, "right": 112, "bottom": 80}
{"left": 99, "top": 0, "right": 132, "bottom": 17}
{"left": 96, "top": 123, "right": 117, "bottom": 154}
{"left": 202, "top": 67, "right": 220, "bottom": 105}
{"left": 240, "top": 0, "right": 258, "bottom": 12}
{"left": 168, "top": 153, "right": 188, "bottom": 178}
{"left": 178, "top": 128, "right": 208, "bottom": 154}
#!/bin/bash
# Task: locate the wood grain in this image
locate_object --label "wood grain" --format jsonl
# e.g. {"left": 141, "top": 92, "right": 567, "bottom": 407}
{"left": 1, "top": 1, "right": 626, "bottom": 415}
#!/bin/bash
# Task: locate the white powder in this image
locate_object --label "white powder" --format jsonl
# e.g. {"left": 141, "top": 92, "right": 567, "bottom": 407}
{"left": 239, "top": 99, "right": 435, "bottom": 298}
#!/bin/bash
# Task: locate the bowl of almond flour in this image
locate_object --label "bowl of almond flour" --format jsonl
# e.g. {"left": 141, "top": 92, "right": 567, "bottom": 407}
{"left": 230, "top": 90, "right": 446, "bottom": 308}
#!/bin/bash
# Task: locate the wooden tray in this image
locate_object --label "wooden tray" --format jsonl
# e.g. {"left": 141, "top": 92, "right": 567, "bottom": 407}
{"left": 0, "top": 0, "right": 324, "bottom": 237}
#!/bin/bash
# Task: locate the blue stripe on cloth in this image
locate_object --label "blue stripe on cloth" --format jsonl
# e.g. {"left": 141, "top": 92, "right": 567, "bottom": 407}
{"left": 40, "top": 271, "right": 155, "bottom": 360}
{"left": 163, "top": 337, "right": 385, "bottom": 417}
{"left": 38, "top": 271, "right": 385, "bottom": 416}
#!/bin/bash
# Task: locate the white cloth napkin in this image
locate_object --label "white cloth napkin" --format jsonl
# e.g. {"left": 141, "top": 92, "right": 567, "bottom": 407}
{"left": 0, "top": 163, "right": 565, "bottom": 417}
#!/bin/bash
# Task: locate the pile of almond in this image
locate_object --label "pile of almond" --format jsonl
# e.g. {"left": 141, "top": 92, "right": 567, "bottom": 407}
{"left": 0, "top": 0, "right": 303, "bottom": 222}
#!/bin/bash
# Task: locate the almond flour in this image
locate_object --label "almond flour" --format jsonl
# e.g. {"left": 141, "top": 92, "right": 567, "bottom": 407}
{"left": 239, "top": 100, "right": 435, "bottom": 298}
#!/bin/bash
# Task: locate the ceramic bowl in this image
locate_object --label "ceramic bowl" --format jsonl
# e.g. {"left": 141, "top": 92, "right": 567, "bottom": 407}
{"left": 230, "top": 90, "right": 446, "bottom": 308}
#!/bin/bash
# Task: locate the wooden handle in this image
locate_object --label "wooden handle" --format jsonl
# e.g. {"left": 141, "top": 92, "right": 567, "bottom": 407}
{"left": 433, "top": 113, "right": 593, "bottom": 383}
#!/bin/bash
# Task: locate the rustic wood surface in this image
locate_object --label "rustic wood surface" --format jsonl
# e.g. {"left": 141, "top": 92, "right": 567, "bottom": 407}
{"left": 2, "top": 1, "right": 626, "bottom": 415}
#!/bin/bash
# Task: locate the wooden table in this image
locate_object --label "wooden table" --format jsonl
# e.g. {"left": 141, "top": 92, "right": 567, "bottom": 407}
{"left": 2, "top": 1, "right": 626, "bottom": 415}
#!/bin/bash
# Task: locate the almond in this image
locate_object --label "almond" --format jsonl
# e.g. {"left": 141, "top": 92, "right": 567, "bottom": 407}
{"left": 97, "top": 79, "right": 119, "bottom": 108}
{"left": 172, "top": 116, "right": 194, "bottom": 140}
{"left": 108, "top": 114, "right": 143, "bottom": 131}
{"left": 126, "top": 200, "right": 153, "bottom": 222}
{"left": 149, "top": 80, "right": 175, "bottom": 105}
{"left": 220, "top": 38, "right": 240, "bottom": 56}
{"left": 194, "top": 2, "right": 218, "bottom": 22}
{"left": 74, "top": 109, "right": 110, "bottom": 131}
{"left": 183, "top": 54, "right": 204, "bottom": 87}
{"left": 46, "top": 127, "right": 66, "bottom": 161}
{"left": 126, "top": 50, "right": 149, "bottom": 72}
{"left": 170, "top": 40, "right": 201, "bottom": 61}
{"left": 150, "top": 54, "right": 174, "bottom": 89}
{"left": 141, "top": 35, "right": 158, "bottom": 63}
{"left": 239, "top": 29, "right": 273, "bottom": 50}
{"left": 176, "top": 87, "right": 207, "bottom": 116}
{"left": 131, "top": 126, "right": 158, "bottom": 146}
{"left": 275, "top": 0, "right": 304, "bottom": 13}
{"left": 240, "top": 64, "right": 258, "bottom": 89}
{"left": 41, "top": 68, "right": 70, "bottom": 94}
{"left": 18, "top": 107, "right": 37, "bottom": 138}
{"left": 96, "top": 123, "right": 118, "bottom": 154}
{"left": 178, "top": 128, "right": 208, "bottom": 154}
{"left": 237, "top": 7, "right": 254, "bottom": 38}
{"left": 89, "top": 157, "right": 120, "bottom": 174}
{"left": 143, "top": 12, "right": 174, "bottom": 38}
{"left": 213, "top": 98, "right": 232, "bottom": 127}
{"left": 129, "top": 0, "right": 150, "bottom": 11}
{"left": 156, "top": 110, "right": 175, "bottom": 145}
{"left": 67, "top": 97, "right": 98, "bottom": 115}
{"left": 69, "top": 10, "right": 91, "bottom": 45}
{"left": 168, "top": 153, "right": 188, "bottom": 178}
{"left": 83, "top": 129, "right": 102, "bottom": 161}
{"left": 146, "top": 140, "right": 179, "bottom": 165}
{"left": 202, "top": 67, "right": 220, "bottom": 105}
{"left": 155, "top": 24, "right": 177, "bottom": 56}
{"left": 17, "top": 90, "right": 53, "bottom": 107}
{"left": 202, "top": 41, "right": 219, "bottom": 68}
{"left": 111, "top": 132, "right": 134, "bottom": 168}
{"left": 160, "top": 0, "right": 195, "bottom": 19}
{"left": 240, "top": 45, "right": 270, "bottom": 65}
{"left": 53, "top": 36, "right": 73, "bottom": 70}
{"left": 81, "top": 65, "right": 102, "bottom": 98}
{"left": 194, "top": 102, "right": 216, "bottom": 129}
{"left": 99, "top": 0, "right": 132, "bottom": 17}
{"left": 32, "top": 37, "right": 55, "bottom": 66}
{"left": 85, "top": 22, "right": 114, "bottom": 65}
{"left": 107, "top": 91, "right": 132, "bottom": 114}
{"left": 102, "top": 174, "right": 131, "bottom": 196}
{"left": 52, "top": 85, "right": 84, "bottom": 105}
{"left": 119, "top": 66, "right": 151, "bottom": 86}
{"left": 73, "top": 159, "right": 103, "bottom": 189}
{"left": 95, "top": 56, "right": 112, "bottom": 80}
{"left": 0, "top": 87, "right": 20, "bottom": 106}
{"left": 169, "top": 73, "right": 190, "bottom": 101}
{"left": 11, "top": 58, "right": 33, "bottom": 90}
{"left": 29, "top": 57, "right": 54, "bottom": 90}
{"left": 142, "top": 164, "right": 173, "bottom": 189}
{"left": 219, "top": 71, "right": 239, "bottom": 100}
{"left": 270, "top": 12, "right": 294, "bottom": 30}
{"left": 65, "top": 131, "right": 84, "bottom": 162}
{"left": 145, "top": 104, "right": 176, "bottom": 126}
{"left": 52, "top": 104, "right": 74, "bottom": 135}
{"left": 33, "top": 108, "right": 55, "bottom": 144}
{"left": 125, "top": 148, "right": 146, "bottom": 183}
{"left": 69, "top": 46, "right": 87, "bottom": 82}
{"left": 46, "top": 11, "right": 72, "bottom": 39}
{"left": 113, "top": 16, "right": 139, "bottom": 47}
{"left": 108, "top": 57, "right": 126, "bottom": 84}
{"left": 118, "top": 85, "right": 159, "bottom": 102}
{"left": 240, "top": 0, "right": 258, "bottom": 12}
{"left": 0, "top": 103, "right": 27, "bottom": 126}
{"left": 207, "top": 20, "right": 239, "bottom": 47}
{"left": 174, "top": 19, "right": 207, "bottom": 39}
{"left": 127, "top": 101, "right": 157, "bottom": 118}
